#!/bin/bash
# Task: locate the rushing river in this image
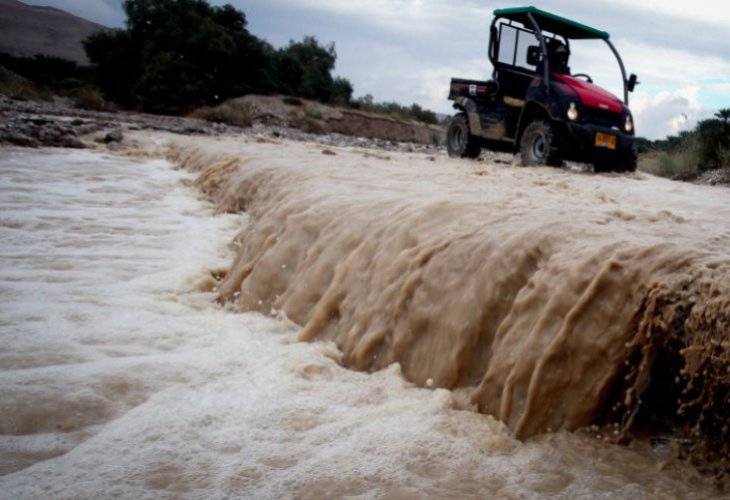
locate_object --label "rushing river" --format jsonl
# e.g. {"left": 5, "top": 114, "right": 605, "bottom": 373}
{"left": 0, "top": 142, "right": 726, "bottom": 498}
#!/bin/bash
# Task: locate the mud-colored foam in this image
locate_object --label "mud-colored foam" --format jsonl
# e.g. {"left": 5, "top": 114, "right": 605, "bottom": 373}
{"left": 171, "top": 138, "right": 730, "bottom": 458}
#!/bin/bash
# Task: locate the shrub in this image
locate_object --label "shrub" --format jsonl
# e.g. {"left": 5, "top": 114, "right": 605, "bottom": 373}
{"left": 190, "top": 100, "right": 256, "bottom": 127}
{"left": 641, "top": 109, "right": 730, "bottom": 180}
{"left": 293, "top": 116, "right": 327, "bottom": 134}
{"left": 655, "top": 151, "right": 700, "bottom": 180}
{"left": 0, "top": 64, "right": 39, "bottom": 100}
{"left": 74, "top": 87, "right": 107, "bottom": 111}
{"left": 651, "top": 132, "right": 701, "bottom": 180}
{"left": 0, "top": 53, "right": 93, "bottom": 92}
{"left": 305, "top": 107, "right": 324, "bottom": 120}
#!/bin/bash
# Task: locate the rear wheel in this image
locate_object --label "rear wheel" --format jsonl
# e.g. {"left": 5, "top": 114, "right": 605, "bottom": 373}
{"left": 447, "top": 113, "right": 481, "bottom": 159}
{"left": 520, "top": 120, "right": 563, "bottom": 167}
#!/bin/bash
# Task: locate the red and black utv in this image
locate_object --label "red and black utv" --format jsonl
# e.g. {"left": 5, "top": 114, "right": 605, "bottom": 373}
{"left": 446, "top": 6, "right": 639, "bottom": 172}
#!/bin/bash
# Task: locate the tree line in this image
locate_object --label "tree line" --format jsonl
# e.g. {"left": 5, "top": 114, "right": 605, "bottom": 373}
{"left": 0, "top": 0, "right": 439, "bottom": 124}
{"left": 82, "top": 0, "right": 353, "bottom": 114}
{"left": 350, "top": 94, "right": 438, "bottom": 125}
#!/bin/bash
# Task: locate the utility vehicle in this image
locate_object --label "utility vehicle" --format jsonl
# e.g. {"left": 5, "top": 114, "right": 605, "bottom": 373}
{"left": 447, "top": 6, "right": 639, "bottom": 172}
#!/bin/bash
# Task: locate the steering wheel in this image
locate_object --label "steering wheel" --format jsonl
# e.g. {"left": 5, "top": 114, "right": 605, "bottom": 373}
{"left": 572, "top": 73, "right": 593, "bottom": 83}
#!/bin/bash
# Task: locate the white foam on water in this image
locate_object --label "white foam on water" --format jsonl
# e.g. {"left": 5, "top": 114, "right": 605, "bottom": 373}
{"left": 0, "top": 146, "right": 719, "bottom": 499}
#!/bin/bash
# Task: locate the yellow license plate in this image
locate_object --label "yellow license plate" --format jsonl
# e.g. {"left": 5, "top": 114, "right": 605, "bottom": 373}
{"left": 595, "top": 132, "right": 617, "bottom": 150}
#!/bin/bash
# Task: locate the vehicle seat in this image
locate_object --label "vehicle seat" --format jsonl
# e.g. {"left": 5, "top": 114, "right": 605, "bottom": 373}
{"left": 537, "top": 39, "right": 571, "bottom": 76}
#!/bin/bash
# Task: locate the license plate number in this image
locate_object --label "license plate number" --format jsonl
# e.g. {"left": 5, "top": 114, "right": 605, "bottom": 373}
{"left": 595, "top": 132, "right": 617, "bottom": 150}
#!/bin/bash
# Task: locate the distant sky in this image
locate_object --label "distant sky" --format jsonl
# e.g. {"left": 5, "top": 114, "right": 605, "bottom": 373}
{"left": 23, "top": 0, "right": 730, "bottom": 139}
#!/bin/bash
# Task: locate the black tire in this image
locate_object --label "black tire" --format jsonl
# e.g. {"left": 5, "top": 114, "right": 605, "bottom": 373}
{"left": 520, "top": 120, "right": 563, "bottom": 167}
{"left": 447, "top": 113, "right": 481, "bottom": 159}
{"left": 593, "top": 156, "right": 614, "bottom": 173}
{"left": 618, "top": 144, "right": 638, "bottom": 172}
{"left": 594, "top": 144, "right": 637, "bottom": 173}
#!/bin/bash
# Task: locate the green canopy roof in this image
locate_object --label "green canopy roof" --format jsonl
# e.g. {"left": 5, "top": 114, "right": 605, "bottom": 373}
{"left": 493, "top": 6, "right": 609, "bottom": 40}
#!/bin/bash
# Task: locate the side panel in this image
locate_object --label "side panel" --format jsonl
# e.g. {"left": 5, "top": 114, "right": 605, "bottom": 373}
{"left": 514, "top": 78, "right": 566, "bottom": 145}
{"left": 449, "top": 78, "right": 496, "bottom": 101}
{"left": 452, "top": 95, "right": 521, "bottom": 144}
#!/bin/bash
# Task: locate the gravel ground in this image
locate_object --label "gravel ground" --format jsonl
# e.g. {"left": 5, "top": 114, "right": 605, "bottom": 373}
{"left": 0, "top": 93, "right": 450, "bottom": 156}
{"left": 2, "top": 93, "right": 726, "bottom": 184}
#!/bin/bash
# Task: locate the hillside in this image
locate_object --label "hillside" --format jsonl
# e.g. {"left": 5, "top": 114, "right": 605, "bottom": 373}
{"left": 0, "top": 0, "right": 106, "bottom": 65}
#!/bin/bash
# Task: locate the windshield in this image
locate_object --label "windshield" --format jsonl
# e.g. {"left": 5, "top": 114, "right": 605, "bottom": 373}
{"left": 494, "top": 21, "right": 625, "bottom": 100}
{"left": 566, "top": 38, "right": 625, "bottom": 99}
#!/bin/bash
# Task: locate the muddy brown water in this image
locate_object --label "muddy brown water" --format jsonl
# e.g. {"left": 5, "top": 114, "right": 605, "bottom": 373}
{"left": 175, "top": 136, "right": 730, "bottom": 481}
{"left": 1, "top": 140, "right": 728, "bottom": 498}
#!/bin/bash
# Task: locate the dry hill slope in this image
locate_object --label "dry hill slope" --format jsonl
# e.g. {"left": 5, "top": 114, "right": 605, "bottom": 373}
{"left": 0, "top": 0, "right": 106, "bottom": 64}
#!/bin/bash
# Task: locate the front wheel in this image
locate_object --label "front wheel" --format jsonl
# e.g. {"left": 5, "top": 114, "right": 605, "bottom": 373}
{"left": 594, "top": 144, "right": 638, "bottom": 173}
{"left": 520, "top": 120, "right": 563, "bottom": 167}
{"left": 618, "top": 144, "right": 638, "bottom": 172}
{"left": 447, "top": 113, "right": 481, "bottom": 159}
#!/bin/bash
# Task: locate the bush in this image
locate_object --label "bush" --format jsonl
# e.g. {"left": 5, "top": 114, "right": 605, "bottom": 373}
{"left": 282, "top": 96, "right": 303, "bottom": 106}
{"left": 0, "top": 53, "right": 93, "bottom": 92}
{"left": 305, "top": 106, "right": 324, "bottom": 120}
{"left": 648, "top": 131, "right": 701, "bottom": 180}
{"left": 74, "top": 87, "right": 107, "bottom": 111}
{"left": 190, "top": 100, "right": 256, "bottom": 127}
{"left": 641, "top": 108, "right": 730, "bottom": 180}
{"left": 292, "top": 116, "right": 327, "bottom": 134}
{"left": 655, "top": 150, "right": 700, "bottom": 180}
{"left": 0, "top": 64, "right": 39, "bottom": 100}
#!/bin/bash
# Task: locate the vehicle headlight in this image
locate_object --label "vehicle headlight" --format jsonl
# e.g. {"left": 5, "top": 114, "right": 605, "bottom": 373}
{"left": 567, "top": 102, "right": 579, "bottom": 121}
{"left": 624, "top": 115, "right": 634, "bottom": 133}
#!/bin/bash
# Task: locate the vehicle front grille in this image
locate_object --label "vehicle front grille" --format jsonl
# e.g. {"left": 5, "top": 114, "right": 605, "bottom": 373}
{"left": 582, "top": 107, "right": 622, "bottom": 128}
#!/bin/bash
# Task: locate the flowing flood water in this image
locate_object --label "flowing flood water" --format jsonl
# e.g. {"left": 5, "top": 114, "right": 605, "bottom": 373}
{"left": 0, "top": 140, "right": 727, "bottom": 498}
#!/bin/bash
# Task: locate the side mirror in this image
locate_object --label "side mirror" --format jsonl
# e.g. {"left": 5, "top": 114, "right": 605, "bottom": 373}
{"left": 627, "top": 73, "right": 639, "bottom": 92}
{"left": 526, "top": 46, "right": 541, "bottom": 66}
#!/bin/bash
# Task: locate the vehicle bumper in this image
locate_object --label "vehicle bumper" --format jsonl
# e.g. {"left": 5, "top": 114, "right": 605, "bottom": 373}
{"left": 565, "top": 122, "right": 634, "bottom": 161}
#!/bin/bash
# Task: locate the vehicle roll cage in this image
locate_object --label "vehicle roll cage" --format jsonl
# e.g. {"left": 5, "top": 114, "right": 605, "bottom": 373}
{"left": 488, "top": 6, "right": 637, "bottom": 105}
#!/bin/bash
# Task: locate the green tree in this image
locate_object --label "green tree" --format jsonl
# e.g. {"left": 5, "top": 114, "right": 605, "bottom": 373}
{"left": 273, "top": 37, "right": 338, "bottom": 102}
{"left": 330, "top": 77, "right": 353, "bottom": 105}
{"left": 633, "top": 136, "right": 653, "bottom": 153}
{"left": 84, "top": 1, "right": 353, "bottom": 113}
{"left": 84, "top": 29, "right": 139, "bottom": 107}
{"left": 408, "top": 103, "right": 438, "bottom": 125}
{"left": 695, "top": 115, "right": 730, "bottom": 171}
{"left": 85, "top": 0, "right": 271, "bottom": 113}
{"left": 715, "top": 108, "right": 730, "bottom": 124}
